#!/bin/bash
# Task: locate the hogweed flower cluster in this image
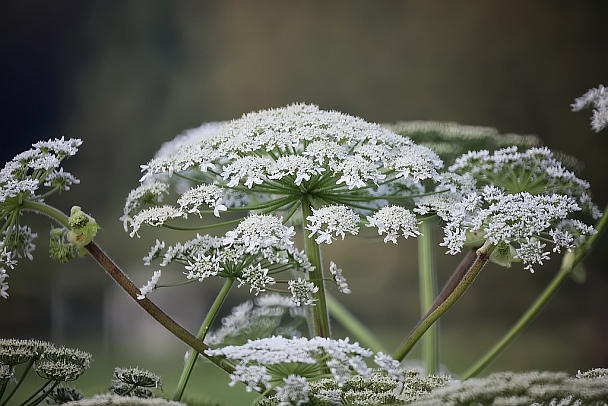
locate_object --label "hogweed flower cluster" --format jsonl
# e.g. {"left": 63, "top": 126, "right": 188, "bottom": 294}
{"left": 0, "top": 338, "right": 92, "bottom": 406}
{"left": 135, "top": 214, "right": 315, "bottom": 304}
{"left": 124, "top": 104, "right": 443, "bottom": 341}
{"left": 123, "top": 103, "right": 443, "bottom": 245}
{"left": 111, "top": 367, "right": 163, "bottom": 398}
{"left": 413, "top": 369, "right": 608, "bottom": 406}
{"left": 205, "top": 335, "right": 405, "bottom": 403}
{"left": 416, "top": 146, "right": 600, "bottom": 272}
{"left": 260, "top": 370, "right": 451, "bottom": 406}
{"left": 0, "top": 137, "right": 82, "bottom": 298}
{"left": 0, "top": 88, "right": 606, "bottom": 405}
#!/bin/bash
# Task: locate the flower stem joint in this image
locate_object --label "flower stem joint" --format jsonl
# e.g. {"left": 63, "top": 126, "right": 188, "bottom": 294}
{"left": 66, "top": 206, "right": 100, "bottom": 255}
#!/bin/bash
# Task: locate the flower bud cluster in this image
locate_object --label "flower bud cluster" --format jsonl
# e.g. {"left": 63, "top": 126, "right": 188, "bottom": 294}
{"left": 110, "top": 367, "right": 163, "bottom": 399}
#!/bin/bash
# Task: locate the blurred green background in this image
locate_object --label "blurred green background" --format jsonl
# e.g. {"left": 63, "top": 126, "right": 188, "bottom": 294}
{"left": 1, "top": 1, "right": 608, "bottom": 403}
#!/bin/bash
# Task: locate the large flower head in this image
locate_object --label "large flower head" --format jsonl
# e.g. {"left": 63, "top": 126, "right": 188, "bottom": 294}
{"left": 126, "top": 104, "right": 442, "bottom": 241}
{"left": 205, "top": 335, "right": 405, "bottom": 402}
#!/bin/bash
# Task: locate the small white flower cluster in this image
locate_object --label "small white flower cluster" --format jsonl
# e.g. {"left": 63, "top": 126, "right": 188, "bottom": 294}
{"left": 306, "top": 205, "right": 360, "bottom": 244}
{"left": 140, "top": 121, "right": 226, "bottom": 185}
{"left": 1, "top": 137, "right": 81, "bottom": 203}
{"left": 121, "top": 181, "right": 170, "bottom": 232}
{"left": 137, "top": 270, "right": 162, "bottom": 300}
{"left": 366, "top": 206, "right": 420, "bottom": 244}
{"left": 419, "top": 186, "right": 593, "bottom": 272}
{"left": 122, "top": 182, "right": 228, "bottom": 237}
{"left": 137, "top": 214, "right": 315, "bottom": 304}
{"left": 287, "top": 278, "right": 319, "bottom": 306}
{"left": 224, "top": 214, "right": 296, "bottom": 255}
{"left": 0, "top": 226, "right": 38, "bottom": 298}
{"left": 275, "top": 375, "right": 310, "bottom": 406}
{"left": 205, "top": 336, "right": 404, "bottom": 404}
{"left": 329, "top": 261, "right": 350, "bottom": 294}
{"left": 0, "top": 138, "right": 81, "bottom": 298}
{"left": 177, "top": 183, "right": 227, "bottom": 217}
{"left": 572, "top": 84, "right": 608, "bottom": 132}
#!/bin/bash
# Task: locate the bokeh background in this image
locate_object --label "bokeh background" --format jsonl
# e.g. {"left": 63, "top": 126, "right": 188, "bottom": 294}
{"left": 1, "top": 2, "right": 608, "bottom": 404}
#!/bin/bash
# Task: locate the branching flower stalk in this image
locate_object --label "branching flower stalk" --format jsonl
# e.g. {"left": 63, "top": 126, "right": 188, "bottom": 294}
{"left": 462, "top": 204, "right": 608, "bottom": 379}
{"left": 300, "top": 198, "right": 330, "bottom": 338}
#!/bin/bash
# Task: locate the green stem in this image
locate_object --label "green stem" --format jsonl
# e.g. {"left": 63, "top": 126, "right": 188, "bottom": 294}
{"left": 17, "top": 379, "right": 53, "bottom": 406}
{"left": 462, "top": 207, "right": 608, "bottom": 378}
{"left": 300, "top": 198, "right": 331, "bottom": 338}
{"left": 173, "top": 278, "right": 235, "bottom": 401}
{"left": 85, "top": 241, "right": 234, "bottom": 373}
{"left": 326, "top": 293, "right": 388, "bottom": 354}
{"left": 1, "top": 359, "right": 35, "bottom": 406}
{"left": 418, "top": 218, "right": 439, "bottom": 374}
{"left": 21, "top": 200, "right": 69, "bottom": 228}
{"left": 22, "top": 380, "right": 58, "bottom": 406}
{"left": 19, "top": 200, "right": 235, "bottom": 375}
{"left": 393, "top": 243, "right": 495, "bottom": 361}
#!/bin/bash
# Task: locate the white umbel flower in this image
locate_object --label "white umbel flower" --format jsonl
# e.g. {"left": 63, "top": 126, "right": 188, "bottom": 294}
{"left": 306, "top": 205, "right": 360, "bottom": 245}
{"left": 366, "top": 206, "right": 420, "bottom": 244}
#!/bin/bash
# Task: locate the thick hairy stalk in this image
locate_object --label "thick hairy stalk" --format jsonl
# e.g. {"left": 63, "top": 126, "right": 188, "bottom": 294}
{"left": 393, "top": 244, "right": 495, "bottom": 361}
{"left": 418, "top": 218, "right": 439, "bottom": 374}
{"left": 300, "top": 198, "right": 331, "bottom": 338}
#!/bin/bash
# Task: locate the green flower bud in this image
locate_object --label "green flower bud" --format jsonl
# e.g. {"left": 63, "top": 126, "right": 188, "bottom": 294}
{"left": 49, "top": 228, "right": 76, "bottom": 263}
{"left": 489, "top": 242, "right": 518, "bottom": 268}
{"left": 66, "top": 206, "right": 100, "bottom": 247}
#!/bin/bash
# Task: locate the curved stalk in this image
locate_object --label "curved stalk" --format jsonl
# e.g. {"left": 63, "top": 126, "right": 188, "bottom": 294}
{"left": 173, "top": 278, "right": 235, "bottom": 401}
{"left": 300, "top": 198, "right": 331, "bottom": 338}
{"left": 462, "top": 207, "right": 608, "bottom": 378}
{"left": 20, "top": 201, "right": 235, "bottom": 375}
{"left": 418, "top": 218, "right": 439, "bottom": 374}
{"left": 393, "top": 243, "right": 495, "bottom": 361}
{"left": 86, "top": 242, "right": 235, "bottom": 373}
